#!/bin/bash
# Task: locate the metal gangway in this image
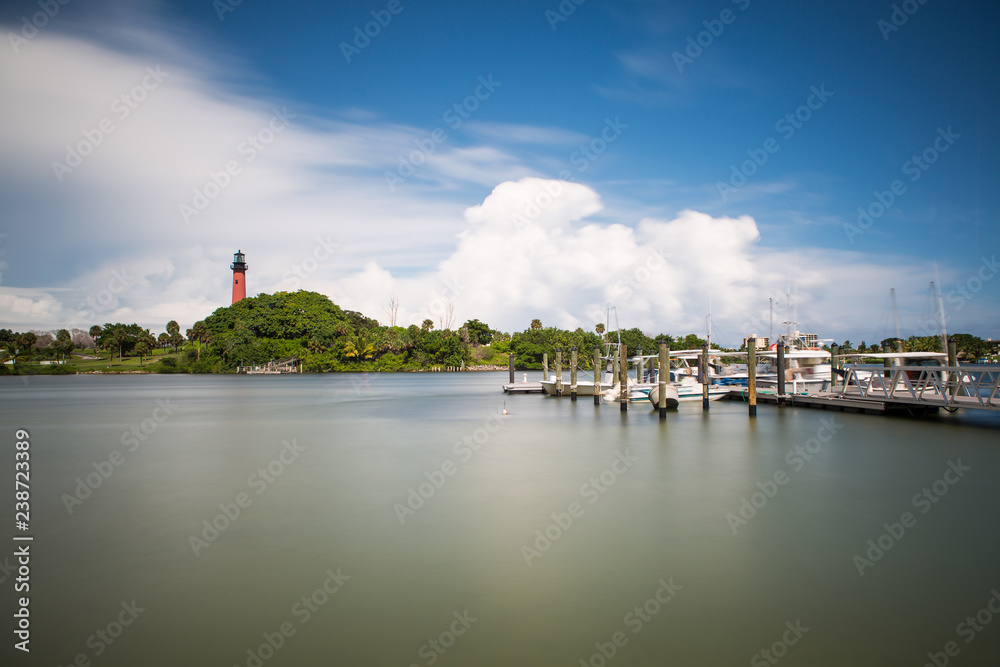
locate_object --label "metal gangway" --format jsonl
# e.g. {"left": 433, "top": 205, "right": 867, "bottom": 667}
{"left": 838, "top": 365, "right": 1000, "bottom": 411}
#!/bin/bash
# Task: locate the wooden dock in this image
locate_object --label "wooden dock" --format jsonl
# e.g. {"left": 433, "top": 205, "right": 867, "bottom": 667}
{"left": 503, "top": 382, "right": 545, "bottom": 394}
{"left": 723, "top": 388, "right": 921, "bottom": 415}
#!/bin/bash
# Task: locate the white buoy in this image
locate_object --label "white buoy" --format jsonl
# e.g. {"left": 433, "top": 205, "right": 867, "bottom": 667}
{"left": 502, "top": 399, "right": 508, "bottom": 416}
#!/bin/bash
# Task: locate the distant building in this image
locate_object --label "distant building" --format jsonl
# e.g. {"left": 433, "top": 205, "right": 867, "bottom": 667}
{"left": 742, "top": 335, "right": 769, "bottom": 350}
{"left": 800, "top": 333, "right": 819, "bottom": 347}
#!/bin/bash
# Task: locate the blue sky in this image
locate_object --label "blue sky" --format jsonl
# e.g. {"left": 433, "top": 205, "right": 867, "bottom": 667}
{"left": 0, "top": 0, "right": 997, "bottom": 346}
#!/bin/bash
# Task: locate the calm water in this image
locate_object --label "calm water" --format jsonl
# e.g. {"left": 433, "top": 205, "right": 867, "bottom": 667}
{"left": 2, "top": 373, "right": 999, "bottom": 666}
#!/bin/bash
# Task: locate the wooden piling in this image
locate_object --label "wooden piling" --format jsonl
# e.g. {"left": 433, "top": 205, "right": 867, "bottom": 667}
{"left": 882, "top": 343, "right": 891, "bottom": 377}
{"left": 555, "top": 349, "right": 562, "bottom": 396}
{"left": 948, "top": 338, "right": 958, "bottom": 396}
{"left": 658, "top": 340, "right": 668, "bottom": 419}
{"left": 830, "top": 343, "right": 839, "bottom": 389}
{"left": 570, "top": 347, "right": 578, "bottom": 401}
{"left": 776, "top": 340, "right": 786, "bottom": 404}
{"left": 701, "top": 343, "right": 709, "bottom": 411}
{"left": 620, "top": 343, "right": 628, "bottom": 412}
{"left": 508, "top": 352, "right": 514, "bottom": 384}
{"left": 593, "top": 346, "right": 601, "bottom": 405}
{"left": 613, "top": 349, "right": 619, "bottom": 390}
{"left": 637, "top": 347, "right": 644, "bottom": 384}
{"left": 543, "top": 352, "right": 549, "bottom": 383}
{"left": 747, "top": 337, "right": 757, "bottom": 417}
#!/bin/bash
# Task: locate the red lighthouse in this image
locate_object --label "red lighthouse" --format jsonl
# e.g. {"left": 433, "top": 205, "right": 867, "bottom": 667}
{"left": 231, "top": 250, "right": 248, "bottom": 304}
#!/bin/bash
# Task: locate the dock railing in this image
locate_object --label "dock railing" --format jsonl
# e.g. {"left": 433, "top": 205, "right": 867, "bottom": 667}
{"left": 839, "top": 365, "right": 1000, "bottom": 411}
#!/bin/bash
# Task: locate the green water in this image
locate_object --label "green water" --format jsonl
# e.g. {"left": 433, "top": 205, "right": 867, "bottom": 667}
{"left": 1, "top": 373, "right": 999, "bottom": 666}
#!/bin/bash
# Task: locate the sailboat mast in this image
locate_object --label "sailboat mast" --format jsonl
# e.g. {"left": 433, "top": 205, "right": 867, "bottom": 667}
{"left": 890, "top": 288, "right": 904, "bottom": 352}
{"left": 933, "top": 264, "right": 948, "bottom": 353}
{"left": 769, "top": 297, "right": 773, "bottom": 344}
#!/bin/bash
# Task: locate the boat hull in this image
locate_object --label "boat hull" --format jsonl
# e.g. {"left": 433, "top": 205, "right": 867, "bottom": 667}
{"left": 646, "top": 384, "right": 680, "bottom": 409}
{"left": 540, "top": 380, "right": 612, "bottom": 396}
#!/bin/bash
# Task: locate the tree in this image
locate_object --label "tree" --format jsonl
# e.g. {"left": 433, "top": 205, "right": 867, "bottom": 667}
{"left": 158, "top": 333, "right": 170, "bottom": 351}
{"left": 383, "top": 294, "right": 399, "bottom": 327}
{"left": 439, "top": 301, "right": 455, "bottom": 331}
{"left": 530, "top": 319, "right": 542, "bottom": 330}
{"left": 18, "top": 332, "right": 36, "bottom": 364}
{"left": 462, "top": 319, "right": 492, "bottom": 345}
{"left": 55, "top": 329, "right": 74, "bottom": 360}
{"left": 138, "top": 329, "right": 156, "bottom": 365}
{"left": 166, "top": 320, "right": 180, "bottom": 351}
{"left": 113, "top": 327, "right": 129, "bottom": 363}
{"left": 421, "top": 319, "right": 434, "bottom": 332}
{"left": 135, "top": 341, "right": 150, "bottom": 365}
{"left": 89, "top": 325, "right": 103, "bottom": 352}
{"left": 189, "top": 321, "right": 210, "bottom": 360}
{"left": 595, "top": 323, "right": 605, "bottom": 335}
{"left": 102, "top": 337, "right": 116, "bottom": 367}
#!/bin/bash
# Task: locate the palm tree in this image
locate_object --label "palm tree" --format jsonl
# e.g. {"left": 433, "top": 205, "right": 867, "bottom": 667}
{"left": 102, "top": 338, "right": 116, "bottom": 367}
{"left": 343, "top": 332, "right": 375, "bottom": 360}
{"left": 190, "top": 321, "right": 210, "bottom": 360}
{"left": 19, "top": 332, "right": 36, "bottom": 365}
{"left": 55, "top": 329, "right": 73, "bottom": 361}
{"left": 158, "top": 333, "right": 170, "bottom": 352}
{"left": 166, "top": 320, "right": 180, "bottom": 352}
{"left": 421, "top": 319, "right": 434, "bottom": 332}
{"left": 595, "top": 323, "right": 605, "bottom": 335}
{"left": 530, "top": 319, "right": 542, "bottom": 330}
{"left": 89, "top": 325, "right": 102, "bottom": 353}
{"left": 110, "top": 327, "right": 129, "bottom": 363}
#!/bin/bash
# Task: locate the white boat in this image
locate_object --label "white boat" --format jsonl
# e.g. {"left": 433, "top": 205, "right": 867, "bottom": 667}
{"left": 540, "top": 376, "right": 614, "bottom": 396}
{"left": 645, "top": 381, "right": 729, "bottom": 408}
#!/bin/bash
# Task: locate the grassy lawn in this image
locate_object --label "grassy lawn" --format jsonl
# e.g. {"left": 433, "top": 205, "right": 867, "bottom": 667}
{"left": 37, "top": 346, "right": 189, "bottom": 372}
